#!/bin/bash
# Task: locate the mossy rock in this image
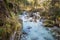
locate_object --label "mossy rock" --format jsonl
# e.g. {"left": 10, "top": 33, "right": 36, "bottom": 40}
{"left": 43, "top": 20, "right": 55, "bottom": 27}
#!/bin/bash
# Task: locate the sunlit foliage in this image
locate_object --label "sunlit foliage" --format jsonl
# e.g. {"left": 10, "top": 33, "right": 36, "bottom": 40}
{"left": 0, "top": 0, "right": 22, "bottom": 40}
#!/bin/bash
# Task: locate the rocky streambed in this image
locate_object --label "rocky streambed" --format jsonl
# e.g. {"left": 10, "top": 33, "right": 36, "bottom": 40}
{"left": 19, "top": 13, "right": 55, "bottom": 40}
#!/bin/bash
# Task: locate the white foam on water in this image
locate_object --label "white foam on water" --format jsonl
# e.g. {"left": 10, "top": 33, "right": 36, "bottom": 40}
{"left": 19, "top": 12, "right": 55, "bottom": 40}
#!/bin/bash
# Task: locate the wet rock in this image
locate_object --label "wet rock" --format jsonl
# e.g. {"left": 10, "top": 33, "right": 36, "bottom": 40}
{"left": 31, "top": 37, "right": 38, "bottom": 40}
{"left": 44, "top": 37, "right": 53, "bottom": 40}
{"left": 22, "top": 30, "right": 28, "bottom": 35}
{"left": 27, "top": 26, "right": 32, "bottom": 29}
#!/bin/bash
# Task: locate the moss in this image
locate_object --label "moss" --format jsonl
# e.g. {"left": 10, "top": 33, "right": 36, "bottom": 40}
{"left": 0, "top": 0, "right": 22, "bottom": 40}
{"left": 43, "top": 20, "right": 55, "bottom": 27}
{"left": 0, "top": 11, "right": 22, "bottom": 40}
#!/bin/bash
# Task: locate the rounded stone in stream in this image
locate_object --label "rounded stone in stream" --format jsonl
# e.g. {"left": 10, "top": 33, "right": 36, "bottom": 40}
{"left": 22, "top": 30, "right": 28, "bottom": 35}
{"left": 27, "top": 26, "right": 32, "bottom": 29}
{"left": 44, "top": 37, "right": 52, "bottom": 40}
{"left": 22, "top": 26, "right": 32, "bottom": 35}
{"left": 31, "top": 37, "right": 39, "bottom": 40}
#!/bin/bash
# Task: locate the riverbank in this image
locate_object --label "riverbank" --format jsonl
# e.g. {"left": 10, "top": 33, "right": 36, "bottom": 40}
{"left": 41, "top": 17, "right": 60, "bottom": 40}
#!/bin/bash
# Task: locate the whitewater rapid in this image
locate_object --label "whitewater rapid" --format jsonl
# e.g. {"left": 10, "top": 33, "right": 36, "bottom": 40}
{"left": 19, "top": 13, "right": 55, "bottom": 40}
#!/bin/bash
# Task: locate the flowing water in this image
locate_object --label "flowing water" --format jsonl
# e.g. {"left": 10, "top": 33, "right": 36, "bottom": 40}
{"left": 19, "top": 12, "right": 55, "bottom": 40}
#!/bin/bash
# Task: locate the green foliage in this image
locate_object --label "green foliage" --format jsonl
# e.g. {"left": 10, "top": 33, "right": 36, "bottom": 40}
{"left": 42, "top": 0, "right": 60, "bottom": 27}
{"left": 0, "top": 28, "right": 4, "bottom": 35}
{"left": 0, "top": 0, "right": 22, "bottom": 40}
